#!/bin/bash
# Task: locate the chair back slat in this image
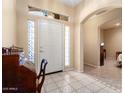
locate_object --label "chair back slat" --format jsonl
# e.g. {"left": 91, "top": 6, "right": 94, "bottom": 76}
{"left": 36, "top": 59, "right": 48, "bottom": 93}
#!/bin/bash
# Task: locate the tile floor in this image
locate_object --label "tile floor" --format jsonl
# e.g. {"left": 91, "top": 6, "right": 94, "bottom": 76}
{"left": 41, "top": 70, "right": 121, "bottom": 93}
{"left": 84, "top": 59, "right": 122, "bottom": 90}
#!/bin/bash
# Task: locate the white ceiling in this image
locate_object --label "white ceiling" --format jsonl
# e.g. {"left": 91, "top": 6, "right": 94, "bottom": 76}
{"left": 100, "top": 8, "right": 122, "bottom": 30}
{"left": 101, "top": 18, "right": 121, "bottom": 30}
{"left": 58, "top": 0, "right": 83, "bottom": 7}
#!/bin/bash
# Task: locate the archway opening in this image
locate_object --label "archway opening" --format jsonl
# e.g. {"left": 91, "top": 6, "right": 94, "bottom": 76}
{"left": 80, "top": 7, "right": 122, "bottom": 89}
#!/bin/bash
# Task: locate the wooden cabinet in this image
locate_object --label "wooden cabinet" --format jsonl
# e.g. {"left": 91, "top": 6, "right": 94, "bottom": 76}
{"left": 2, "top": 54, "right": 19, "bottom": 93}
{"left": 2, "top": 54, "right": 36, "bottom": 93}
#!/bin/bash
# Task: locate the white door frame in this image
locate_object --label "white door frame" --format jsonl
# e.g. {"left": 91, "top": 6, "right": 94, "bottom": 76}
{"left": 38, "top": 19, "right": 65, "bottom": 73}
{"left": 28, "top": 15, "right": 70, "bottom": 73}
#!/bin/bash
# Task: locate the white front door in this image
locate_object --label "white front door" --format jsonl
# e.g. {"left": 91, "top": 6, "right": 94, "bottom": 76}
{"left": 38, "top": 19, "right": 64, "bottom": 73}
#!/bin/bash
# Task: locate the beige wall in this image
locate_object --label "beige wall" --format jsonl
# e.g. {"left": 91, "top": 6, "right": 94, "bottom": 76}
{"left": 83, "top": 18, "right": 100, "bottom": 66}
{"left": 16, "top": 0, "right": 28, "bottom": 54}
{"left": 2, "top": 0, "right": 16, "bottom": 47}
{"left": 103, "top": 27, "right": 122, "bottom": 59}
{"left": 74, "top": 0, "right": 121, "bottom": 71}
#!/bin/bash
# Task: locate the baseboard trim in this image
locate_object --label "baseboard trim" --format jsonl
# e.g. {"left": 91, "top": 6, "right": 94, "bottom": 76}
{"left": 63, "top": 67, "right": 74, "bottom": 71}
{"left": 72, "top": 68, "right": 84, "bottom": 73}
{"left": 84, "top": 63, "right": 99, "bottom": 68}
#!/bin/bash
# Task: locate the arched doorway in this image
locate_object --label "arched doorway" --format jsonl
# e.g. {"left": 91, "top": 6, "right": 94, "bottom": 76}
{"left": 80, "top": 7, "right": 122, "bottom": 89}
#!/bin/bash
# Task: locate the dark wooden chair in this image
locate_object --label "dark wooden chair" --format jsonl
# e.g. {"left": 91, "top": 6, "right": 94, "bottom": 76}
{"left": 36, "top": 59, "right": 48, "bottom": 93}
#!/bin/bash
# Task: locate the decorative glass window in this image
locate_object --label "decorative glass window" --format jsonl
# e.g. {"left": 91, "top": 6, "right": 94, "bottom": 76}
{"left": 28, "top": 20, "right": 35, "bottom": 63}
{"left": 65, "top": 26, "right": 70, "bottom": 67}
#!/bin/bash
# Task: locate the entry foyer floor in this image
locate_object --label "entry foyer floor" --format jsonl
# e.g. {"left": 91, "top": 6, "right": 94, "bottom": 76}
{"left": 84, "top": 59, "right": 122, "bottom": 90}
{"left": 41, "top": 70, "right": 121, "bottom": 93}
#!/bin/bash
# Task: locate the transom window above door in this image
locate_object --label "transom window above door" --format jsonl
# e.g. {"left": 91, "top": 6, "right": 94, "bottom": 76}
{"left": 28, "top": 6, "right": 69, "bottom": 22}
